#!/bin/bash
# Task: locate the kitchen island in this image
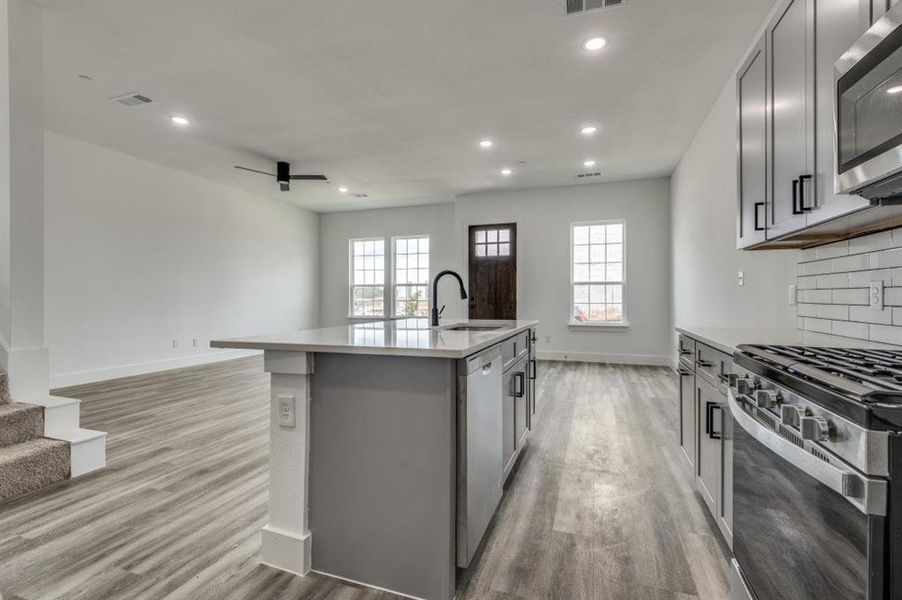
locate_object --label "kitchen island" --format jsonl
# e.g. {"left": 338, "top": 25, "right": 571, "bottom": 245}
{"left": 211, "top": 318, "right": 538, "bottom": 600}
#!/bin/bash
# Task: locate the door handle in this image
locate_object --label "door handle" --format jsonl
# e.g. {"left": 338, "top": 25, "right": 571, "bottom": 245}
{"left": 792, "top": 178, "right": 802, "bottom": 214}
{"left": 754, "top": 202, "right": 765, "bottom": 231}
{"left": 799, "top": 174, "right": 812, "bottom": 211}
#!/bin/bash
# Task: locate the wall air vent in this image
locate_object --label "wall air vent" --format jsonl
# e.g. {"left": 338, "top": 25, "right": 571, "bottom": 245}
{"left": 576, "top": 172, "right": 602, "bottom": 179}
{"left": 565, "top": 0, "right": 624, "bottom": 15}
{"left": 110, "top": 92, "right": 153, "bottom": 106}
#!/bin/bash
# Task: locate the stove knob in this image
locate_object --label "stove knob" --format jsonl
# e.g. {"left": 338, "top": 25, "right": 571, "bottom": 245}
{"left": 755, "top": 389, "right": 778, "bottom": 409}
{"left": 736, "top": 378, "right": 756, "bottom": 396}
{"left": 780, "top": 404, "right": 802, "bottom": 427}
{"left": 800, "top": 415, "right": 831, "bottom": 442}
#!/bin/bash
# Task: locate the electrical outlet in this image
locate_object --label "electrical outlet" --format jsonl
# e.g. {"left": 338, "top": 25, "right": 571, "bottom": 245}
{"left": 870, "top": 280, "right": 884, "bottom": 310}
{"left": 737, "top": 270, "right": 745, "bottom": 287}
{"left": 172, "top": 339, "right": 178, "bottom": 349}
{"left": 278, "top": 395, "right": 296, "bottom": 427}
{"left": 788, "top": 284, "right": 797, "bottom": 307}
{"left": 193, "top": 338, "right": 199, "bottom": 347}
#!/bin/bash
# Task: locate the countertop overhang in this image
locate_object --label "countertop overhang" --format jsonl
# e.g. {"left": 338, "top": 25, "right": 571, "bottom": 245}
{"left": 211, "top": 318, "right": 539, "bottom": 359}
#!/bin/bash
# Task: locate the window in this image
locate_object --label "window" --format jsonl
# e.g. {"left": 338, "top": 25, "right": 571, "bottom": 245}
{"left": 350, "top": 238, "right": 385, "bottom": 317}
{"left": 473, "top": 227, "right": 511, "bottom": 257}
{"left": 570, "top": 221, "right": 625, "bottom": 325}
{"left": 393, "top": 235, "right": 430, "bottom": 317}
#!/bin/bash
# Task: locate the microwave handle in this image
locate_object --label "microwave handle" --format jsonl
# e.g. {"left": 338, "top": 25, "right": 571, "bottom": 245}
{"left": 727, "top": 390, "right": 886, "bottom": 516}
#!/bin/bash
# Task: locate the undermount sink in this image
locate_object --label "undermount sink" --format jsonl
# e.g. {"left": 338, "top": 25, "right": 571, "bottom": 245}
{"left": 441, "top": 325, "right": 504, "bottom": 332}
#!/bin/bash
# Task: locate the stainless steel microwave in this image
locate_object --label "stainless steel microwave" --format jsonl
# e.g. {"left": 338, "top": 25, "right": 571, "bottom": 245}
{"left": 835, "top": 2, "right": 902, "bottom": 199}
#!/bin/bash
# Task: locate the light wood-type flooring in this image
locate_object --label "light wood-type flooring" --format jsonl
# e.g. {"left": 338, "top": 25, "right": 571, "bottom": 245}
{"left": 0, "top": 358, "right": 730, "bottom": 600}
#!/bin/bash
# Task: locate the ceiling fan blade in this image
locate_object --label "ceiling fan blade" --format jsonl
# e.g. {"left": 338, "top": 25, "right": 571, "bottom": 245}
{"left": 234, "top": 165, "right": 276, "bottom": 177}
{"left": 289, "top": 174, "right": 328, "bottom": 181}
{"left": 279, "top": 182, "right": 290, "bottom": 192}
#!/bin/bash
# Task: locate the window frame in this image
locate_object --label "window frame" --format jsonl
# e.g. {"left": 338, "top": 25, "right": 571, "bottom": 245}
{"left": 568, "top": 219, "right": 628, "bottom": 328}
{"left": 348, "top": 236, "right": 387, "bottom": 320}
{"left": 390, "top": 234, "right": 430, "bottom": 318}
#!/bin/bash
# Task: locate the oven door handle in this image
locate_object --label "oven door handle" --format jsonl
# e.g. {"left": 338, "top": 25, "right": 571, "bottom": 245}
{"left": 727, "top": 390, "right": 887, "bottom": 516}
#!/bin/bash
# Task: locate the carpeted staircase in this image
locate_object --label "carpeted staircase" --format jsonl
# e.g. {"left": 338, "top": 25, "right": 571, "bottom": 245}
{"left": 0, "top": 371, "right": 70, "bottom": 504}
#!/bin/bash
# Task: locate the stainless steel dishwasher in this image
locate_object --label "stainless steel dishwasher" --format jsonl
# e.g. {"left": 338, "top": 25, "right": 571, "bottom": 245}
{"left": 456, "top": 345, "right": 503, "bottom": 568}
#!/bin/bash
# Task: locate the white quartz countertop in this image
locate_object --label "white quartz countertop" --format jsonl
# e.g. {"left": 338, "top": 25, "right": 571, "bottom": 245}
{"left": 676, "top": 325, "right": 902, "bottom": 355}
{"left": 211, "top": 318, "right": 539, "bottom": 359}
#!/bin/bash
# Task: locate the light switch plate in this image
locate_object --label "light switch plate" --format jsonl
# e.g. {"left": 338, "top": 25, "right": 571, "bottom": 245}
{"left": 737, "top": 270, "right": 744, "bottom": 287}
{"left": 278, "top": 395, "right": 296, "bottom": 427}
{"left": 870, "top": 281, "right": 884, "bottom": 310}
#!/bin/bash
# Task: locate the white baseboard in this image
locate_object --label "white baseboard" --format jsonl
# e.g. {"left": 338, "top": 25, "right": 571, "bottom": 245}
{"left": 536, "top": 349, "right": 671, "bottom": 367}
{"left": 49, "top": 349, "right": 261, "bottom": 389}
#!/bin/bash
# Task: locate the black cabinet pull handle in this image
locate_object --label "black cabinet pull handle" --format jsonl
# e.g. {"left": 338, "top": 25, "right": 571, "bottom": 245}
{"left": 678, "top": 349, "right": 692, "bottom": 356}
{"left": 514, "top": 372, "right": 525, "bottom": 397}
{"left": 678, "top": 369, "right": 693, "bottom": 377}
{"left": 754, "top": 202, "right": 765, "bottom": 231}
{"left": 706, "top": 401, "right": 723, "bottom": 439}
{"left": 792, "top": 178, "right": 802, "bottom": 214}
{"left": 799, "top": 174, "right": 812, "bottom": 211}
{"left": 528, "top": 359, "right": 537, "bottom": 381}
{"left": 695, "top": 359, "right": 713, "bottom": 368}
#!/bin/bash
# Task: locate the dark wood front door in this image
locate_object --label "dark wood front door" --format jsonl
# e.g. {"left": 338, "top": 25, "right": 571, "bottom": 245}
{"left": 468, "top": 223, "right": 516, "bottom": 319}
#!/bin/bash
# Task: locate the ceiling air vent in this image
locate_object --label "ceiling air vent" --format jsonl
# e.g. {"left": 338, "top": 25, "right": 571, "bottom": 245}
{"left": 577, "top": 172, "right": 602, "bottom": 179}
{"left": 565, "top": 0, "right": 624, "bottom": 14}
{"left": 110, "top": 92, "right": 153, "bottom": 107}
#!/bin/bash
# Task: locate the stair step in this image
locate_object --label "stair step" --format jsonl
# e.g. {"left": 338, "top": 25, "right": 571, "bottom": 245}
{"left": 0, "top": 371, "right": 9, "bottom": 405}
{"left": 0, "top": 402, "right": 44, "bottom": 446}
{"left": 0, "top": 438, "right": 69, "bottom": 504}
{"left": 46, "top": 428, "right": 106, "bottom": 477}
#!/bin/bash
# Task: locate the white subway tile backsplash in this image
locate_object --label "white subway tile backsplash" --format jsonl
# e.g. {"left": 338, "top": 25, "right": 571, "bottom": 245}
{"left": 850, "top": 230, "right": 893, "bottom": 254}
{"left": 815, "top": 273, "right": 849, "bottom": 289}
{"left": 850, "top": 305, "right": 893, "bottom": 324}
{"left": 798, "top": 303, "right": 817, "bottom": 317}
{"left": 869, "top": 247, "right": 902, "bottom": 269}
{"left": 832, "top": 320, "right": 868, "bottom": 339}
{"left": 885, "top": 287, "right": 902, "bottom": 307}
{"left": 894, "top": 308, "right": 902, "bottom": 326}
{"left": 869, "top": 324, "right": 902, "bottom": 345}
{"left": 831, "top": 253, "right": 869, "bottom": 273}
{"left": 801, "top": 259, "right": 834, "bottom": 276}
{"left": 798, "top": 275, "right": 817, "bottom": 289}
{"left": 849, "top": 268, "right": 892, "bottom": 287}
{"left": 801, "top": 317, "right": 832, "bottom": 334}
{"left": 815, "top": 304, "right": 849, "bottom": 320}
{"left": 831, "top": 288, "right": 869, "bottom": 305}
{"left": 799, "top": 248, "right": 818, "bottom": 263}
{"left": 815, "top": 240, "right": 849, "bottom": 260}
{"left": 798, "top": 289, "right": 832, "bottom": 304}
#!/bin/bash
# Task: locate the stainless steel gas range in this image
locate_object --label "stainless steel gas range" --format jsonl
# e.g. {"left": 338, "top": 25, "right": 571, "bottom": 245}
{"left": 728, "top": 345, "right": 902, "bottom": 600}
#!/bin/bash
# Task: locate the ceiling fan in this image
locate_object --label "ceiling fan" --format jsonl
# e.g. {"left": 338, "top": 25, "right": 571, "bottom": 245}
{"left": 234, "top": 161, "right": 327, "bottom": 192}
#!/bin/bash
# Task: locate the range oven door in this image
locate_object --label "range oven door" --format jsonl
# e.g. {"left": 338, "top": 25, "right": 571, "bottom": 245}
{"left": 835, "top": 2, "right": 902, "bottom": 197}
{"left": 728, "top": 392, "right": 885, "bottom": 600}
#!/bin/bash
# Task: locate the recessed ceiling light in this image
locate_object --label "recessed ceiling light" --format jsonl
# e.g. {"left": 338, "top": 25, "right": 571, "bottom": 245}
{"left": 170, "top": 116, "right": 190, "bottom": 126}
{"left": 479, "top": 139, "right": 494, "bottom": 148}
{"left": 581, "top": 126, "right": 597, "bottom": 135}
{"left": 501, "top": 168, "right": 512, "bottom": 176}
{"left": 888, "top": 85, "right": 902, "bottom": 95}
{"left": 584, "top": 37, "right": 606, "bottom": 51}
{"left": 338, "top": 186, "right": 349, "bottom": 193}
{"left": 584, "top": 160, "right": 596, "bottom": 167}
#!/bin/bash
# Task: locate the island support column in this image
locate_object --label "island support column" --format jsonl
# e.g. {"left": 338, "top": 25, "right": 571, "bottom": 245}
{"left": 261, "top": 350, "right": 313, "bottom": 575}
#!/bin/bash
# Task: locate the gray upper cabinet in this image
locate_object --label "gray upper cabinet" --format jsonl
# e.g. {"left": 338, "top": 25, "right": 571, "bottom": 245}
{"left": 736, "top": 0, "right": 883, "bottom": 249}
{"left": 736, "top": 38, "right": 768, "bottom": 249}
{"left": 767, "top": 0, "right": 813, "bottom": 239}
{"left": 807, "top": 0, "right": 873, "bottom": 225}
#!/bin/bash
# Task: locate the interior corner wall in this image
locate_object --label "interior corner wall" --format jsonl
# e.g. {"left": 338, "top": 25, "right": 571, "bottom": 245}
{"left": 670, "top": 78, "right": 798, "bottom": 349}
{"left": 44, "top": 131, "right": 320, "bottom": 388}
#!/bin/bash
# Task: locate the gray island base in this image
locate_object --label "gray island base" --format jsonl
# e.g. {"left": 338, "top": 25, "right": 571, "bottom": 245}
{"left": 212, "top": 318, "right": 539, "bottom": 600}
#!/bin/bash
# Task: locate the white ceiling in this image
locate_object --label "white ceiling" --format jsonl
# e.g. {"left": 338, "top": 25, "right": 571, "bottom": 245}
{"left": 39, "top": 0, "right": 775, "bottom": 213}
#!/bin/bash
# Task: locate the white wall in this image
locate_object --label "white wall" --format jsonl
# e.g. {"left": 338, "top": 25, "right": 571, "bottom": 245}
{"left": 45, "top": 132, "right": 319, "bottom": 387}
{"left": 319, "top": 203, "right": 455, "bottom": 326}
{"left": 455, "top": 180, "right": 672, "bottom": 365}
{"left": 670, "top": 79, "right": 797, "bottom": 349}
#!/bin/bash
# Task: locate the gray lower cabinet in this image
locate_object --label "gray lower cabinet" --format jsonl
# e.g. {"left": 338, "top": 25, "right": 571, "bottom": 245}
{"left": 502, "top": 368, "right": 516, "bottom": 478}
{"left": 502, "top": 328, "right": 535, "bottom": 484}
{"left": 676, "top": 333, "right": 734, "bottom": 549}
{"left": 514, "top": 358, "right": 528, "bottom": 449}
